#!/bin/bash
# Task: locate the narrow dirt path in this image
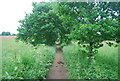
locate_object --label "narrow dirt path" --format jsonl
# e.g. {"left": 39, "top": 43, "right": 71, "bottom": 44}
{"left": 47, "top": 45, "right": 68, "bottom": 79}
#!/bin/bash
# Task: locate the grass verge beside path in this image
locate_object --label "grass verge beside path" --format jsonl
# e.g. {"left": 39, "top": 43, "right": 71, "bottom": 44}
{"left": 63, "top": 43, "right": 118, "bottom": 79}
{"left": 2, "top": 37, "right": 55, "bottom": 79}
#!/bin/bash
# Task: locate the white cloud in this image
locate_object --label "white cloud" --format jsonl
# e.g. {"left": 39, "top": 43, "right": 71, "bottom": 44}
{"left": 0, "top": 0, "right": 50, "bottom": 34}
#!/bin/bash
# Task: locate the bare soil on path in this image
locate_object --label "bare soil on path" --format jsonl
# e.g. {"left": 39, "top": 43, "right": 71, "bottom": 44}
{"left": 47, "top": 45, "right": 68, "bottom": 79}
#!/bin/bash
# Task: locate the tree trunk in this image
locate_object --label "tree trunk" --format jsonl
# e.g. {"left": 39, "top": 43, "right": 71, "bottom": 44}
{"left": 89, "top": 42, "right": 93, "bottom": 58}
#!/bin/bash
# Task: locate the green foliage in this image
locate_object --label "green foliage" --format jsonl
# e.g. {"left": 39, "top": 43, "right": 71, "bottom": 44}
{"left": 2, "top": 2, "right": 119, "bottom": 79}
{"left": 63, "top": 43, "right": 118, "bottom": 79}
{"left": 58, "top": 2, "right": 119, "bottom": 57}
{"left": 11, "top": 34, "right": 16, "bottom": 36}
{"left": 68, "top": 19, "right": 118, "bottom": 57}
{"left": 17, "top": 2, "right": 71, "bottom": 47}
{"left": 2, "top": 37, "right": 55, "bottom": 79}
{"left": 17, "top": 2, "right": 119, "bottom": 49}
{"left": 1, "top": 31, "right": 11, "bottom": 36}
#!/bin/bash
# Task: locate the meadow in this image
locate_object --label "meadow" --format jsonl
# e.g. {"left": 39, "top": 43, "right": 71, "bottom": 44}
{"left": 2, "top": 36, "right": 55, "bottom": 79}
{"left": 1, "top": 36, "right": 118, "bottom": 79}
{"left": 63, "top": 42, "right": 118, "bottom": 79}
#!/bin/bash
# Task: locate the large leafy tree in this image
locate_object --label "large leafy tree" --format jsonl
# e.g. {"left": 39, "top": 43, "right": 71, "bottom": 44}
{"left": 58, "top": 2, "right": 119, "bottom": 58}
{"left": 17, "top": 2, "right": 71, "bottom": 47}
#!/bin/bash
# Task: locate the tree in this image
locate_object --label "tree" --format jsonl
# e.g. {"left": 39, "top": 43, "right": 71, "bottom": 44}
{"left": 17, "top": 2, "right": 119, "bottom": 55}
{"left": 69, "top": 21, "right": 118, "bottom": 58}
{"left": 1, "top": 31, "right": 11, "bottom": 36}
{"left": 58, "top": 2, "right": 119, "bottom": 58}
{"left": 12, "top": 34, "right": 16, "bottom": 36}
{"left": 17, "top": 2, "right": 71, "bottom": 47}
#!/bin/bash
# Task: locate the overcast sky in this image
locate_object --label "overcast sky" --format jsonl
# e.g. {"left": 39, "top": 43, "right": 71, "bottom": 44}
{"left": 0, "top": 0, "right": 50, "bottom": 34}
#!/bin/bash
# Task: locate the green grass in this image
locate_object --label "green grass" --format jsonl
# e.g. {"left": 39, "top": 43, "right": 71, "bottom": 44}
{"left": 63, "top": 43, "right": 118, "bottom": 79}
{"left": 2, "top": 37, "right": 118, "bottom": 79}
{"left": 2, "top": 37, "right": 55, "bottom": 79}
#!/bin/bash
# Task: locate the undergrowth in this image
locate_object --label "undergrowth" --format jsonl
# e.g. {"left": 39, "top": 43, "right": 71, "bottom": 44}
{"left": 2, "top": 37, "right": 55, "bottom": 79}
{"left": 63, "top": 43, "right": 118, "bottom": 79}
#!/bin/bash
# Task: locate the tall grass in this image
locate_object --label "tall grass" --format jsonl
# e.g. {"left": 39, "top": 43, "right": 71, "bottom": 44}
{"left": 63, "top": 43, "right": 118, "bottom": 79}
{"left": 2, "top": 37, "right": 55, "bottom": 79}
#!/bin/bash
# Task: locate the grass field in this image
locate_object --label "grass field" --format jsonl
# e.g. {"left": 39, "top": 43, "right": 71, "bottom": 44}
{"left": 63, "top": 43, "right": 118, "bottom": 79}
{"left": 1, "top": 36, "right": 119, "bottom": 79}
{"left": 2, "top": 36, "right": 55, "bottom": 79}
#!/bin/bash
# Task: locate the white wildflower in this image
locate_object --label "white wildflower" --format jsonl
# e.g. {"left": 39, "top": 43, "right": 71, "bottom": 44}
{"left": 14, "top": 66, "right": 18, "bottom": 71}
{"left": 5, "top": 72, "right": 9, "bottom": 76}
{"left": 97, "top": 31, "right": 101, "bottom": 35}
{"left": 32, "top": 39, "right": 34, "bottom": 42}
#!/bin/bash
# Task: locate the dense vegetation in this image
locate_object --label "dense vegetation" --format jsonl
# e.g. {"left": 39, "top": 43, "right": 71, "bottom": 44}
{"left": 63, "top": 42, "right": 118, "bottom": 79}
{"left": 2, "top": 1, "right": 119, "bottom": 80}
{"left": 59, "top": 2, "right": 119, "bottom": 58}
{"left": 0, "top": 31, "right": 16, "bottom": 36}
{"left": 2, "top": 37, "right": 55, "bottom": 79}
{"left": 1, "top": 32, "right": 11, "bottom": 36}
{"left": 2, "top": 37, "right": 118, "bottom": 79}
{"left": 17, "top": 2, "right": 71, "bottom": 47}
{"left": 17, "top": 2, "right": 119, "bottom": 57}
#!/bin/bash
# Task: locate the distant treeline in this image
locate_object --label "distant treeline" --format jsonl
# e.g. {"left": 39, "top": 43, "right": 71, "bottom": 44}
{"left": 0, "top": 31, "right": 16, "bottom": 36}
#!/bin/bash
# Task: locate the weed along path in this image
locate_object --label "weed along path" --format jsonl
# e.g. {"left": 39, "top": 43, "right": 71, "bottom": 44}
{"left": 47, "top": 45, "right": 68, "bottom": 79}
